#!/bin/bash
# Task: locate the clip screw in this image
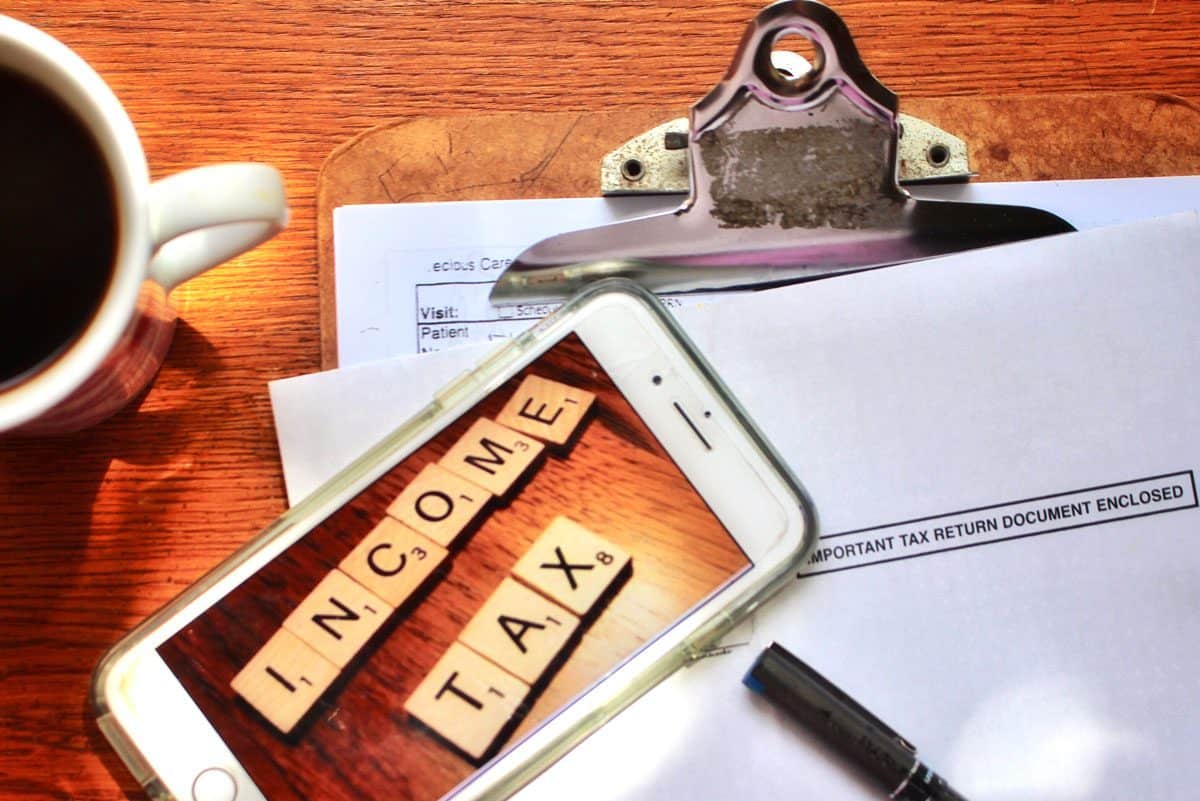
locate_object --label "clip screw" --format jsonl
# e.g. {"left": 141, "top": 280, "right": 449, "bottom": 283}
{"left": 620, "top": 158, "right": 645, "bottom": 182}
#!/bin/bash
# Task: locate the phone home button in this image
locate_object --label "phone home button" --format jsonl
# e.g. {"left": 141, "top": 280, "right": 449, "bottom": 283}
{"left": 192, "top": 767, "right": 238, "bottom": 801}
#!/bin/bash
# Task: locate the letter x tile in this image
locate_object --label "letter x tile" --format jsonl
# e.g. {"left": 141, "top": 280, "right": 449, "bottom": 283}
{"left": 511, "top": 516, "right": 631, "bottom": 616}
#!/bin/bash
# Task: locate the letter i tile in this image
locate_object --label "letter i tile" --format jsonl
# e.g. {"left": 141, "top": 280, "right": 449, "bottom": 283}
{"left": 231, "top": 628, "right": 340, "bottom": 735}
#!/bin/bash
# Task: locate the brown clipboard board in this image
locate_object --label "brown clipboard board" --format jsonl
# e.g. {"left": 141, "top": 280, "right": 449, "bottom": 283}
{"left": 316, "top": 94, "right": 1200, "bottom": 369}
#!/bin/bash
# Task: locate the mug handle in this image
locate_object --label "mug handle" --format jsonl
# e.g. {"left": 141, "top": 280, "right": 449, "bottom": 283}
{"left": 146, "top": 163, "right": 288, "bottom": 292}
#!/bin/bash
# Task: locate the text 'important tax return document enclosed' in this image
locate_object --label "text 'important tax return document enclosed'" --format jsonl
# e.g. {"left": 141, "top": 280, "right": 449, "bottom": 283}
{"left": 272, "top": 213, "right": 1200, "bottom": 801}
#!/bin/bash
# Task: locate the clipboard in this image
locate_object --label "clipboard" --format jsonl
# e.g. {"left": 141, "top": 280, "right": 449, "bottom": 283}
{"left": 316, "top": 93, "right": 1200, "bottom": 369}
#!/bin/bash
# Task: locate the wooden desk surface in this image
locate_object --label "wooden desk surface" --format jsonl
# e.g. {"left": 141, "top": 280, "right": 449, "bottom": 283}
{"left": 1, "top": 2, "right": 1197, "bottom": 799}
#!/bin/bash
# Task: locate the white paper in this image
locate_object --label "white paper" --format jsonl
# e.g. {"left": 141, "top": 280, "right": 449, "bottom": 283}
{"left": 275, "top": 213, "right": 1200, "bottom": 800}
{"left": 332, "top": 176, "right": 1200, "bottom": 367}
{"left": 269, "top": 346, "right": 487, "bottom": 505}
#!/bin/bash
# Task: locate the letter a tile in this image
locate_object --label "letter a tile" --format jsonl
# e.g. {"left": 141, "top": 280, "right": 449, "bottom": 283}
{"left": 282, "top": 569, "right": 394, "bottom": 668}
{"left": 440, "top": 418, "right": 544, "bottom": 497}
{"left": 231, "top": 628, "right": 340, "bottom": 735}
{"left": 459, "top": 577, "right": 581, "bottom": 684}
{"left": 496, "top": 374, "right": 596, "bottom": 445}
{"left": 404, "top": 642, "right": 530, "bottom": 761}
{"left": 339, "top": 517, "right": 448, "bottom": 608}
{"left": 387, "top": 463, "right": 491, "bottom": 547}
{"left": 512, "top": 517, "right": 631, "bottom": 616}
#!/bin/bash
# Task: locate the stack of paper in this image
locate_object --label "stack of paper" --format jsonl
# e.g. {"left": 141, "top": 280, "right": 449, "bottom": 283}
{"left": 329, "top": 177, "right": 1200, "bottom": 365}
{"left": 272, "top": 200, "right": 1200, "bottom": 800}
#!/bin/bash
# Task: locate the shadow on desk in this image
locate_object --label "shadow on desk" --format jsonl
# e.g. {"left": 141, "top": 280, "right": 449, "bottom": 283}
{"left": 0, "top": 320, "right": 226, "bottom": 800}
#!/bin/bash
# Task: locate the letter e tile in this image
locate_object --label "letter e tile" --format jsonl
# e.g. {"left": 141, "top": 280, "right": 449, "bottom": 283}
{"left": 387, "top": 463, "right": 491, "bottom": 547}
{"left": 404, "top": 642, "right": 530, "bottom": 761}
{"left": 512, "top": 517, "right": 631, "bottom": 616}
{"left": 231, "top": 628, "right": 340, "bottom": 735}
{"left": 496, "top": 375, "right": 595, "bottom": 445}
{"left": 440, "top": 418, "right": 544, "bottom": 497}
{"left": 339, "top": 517, "right": 448, "bottom": 608}
{"left": 282, "top": 570, "right": 394, "bottom": 668}
{"left": 459, "top": 577, "right": 580, "bottom": 684}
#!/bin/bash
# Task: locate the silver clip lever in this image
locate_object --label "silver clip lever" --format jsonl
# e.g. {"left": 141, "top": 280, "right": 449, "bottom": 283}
{"left": 490, "top": 0, "right": 1073, "bottom": 306}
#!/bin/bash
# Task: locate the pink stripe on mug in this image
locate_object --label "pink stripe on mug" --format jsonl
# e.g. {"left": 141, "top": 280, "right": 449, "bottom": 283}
{"left": 15, "top": 284, "right": 176, "bottom": 435}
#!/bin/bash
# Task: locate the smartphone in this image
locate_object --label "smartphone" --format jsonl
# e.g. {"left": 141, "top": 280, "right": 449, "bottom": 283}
{"left": 93, "top": 280, "right": 815, "bottom": 801}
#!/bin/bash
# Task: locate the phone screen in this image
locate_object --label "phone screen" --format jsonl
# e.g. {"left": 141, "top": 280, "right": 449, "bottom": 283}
{"left": 158, "top": 334, "right": 751, "bottom": 801}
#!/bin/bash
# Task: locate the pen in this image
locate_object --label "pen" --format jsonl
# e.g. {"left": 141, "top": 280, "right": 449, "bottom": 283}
{"left": 744, "top": 642, "right": 969, "bottom": 801}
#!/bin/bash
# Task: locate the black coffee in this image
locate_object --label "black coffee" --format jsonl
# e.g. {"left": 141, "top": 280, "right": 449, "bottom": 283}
{"left": 0, "top": 68, "right": 117, "bottom": 387}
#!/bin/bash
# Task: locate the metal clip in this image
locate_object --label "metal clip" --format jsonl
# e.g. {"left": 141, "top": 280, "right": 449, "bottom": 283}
{"left": 601, "top": 54, "right": 971, "bottom": 195}
{"left": 490, "top": 0, "right": 1072, "bottom": 305}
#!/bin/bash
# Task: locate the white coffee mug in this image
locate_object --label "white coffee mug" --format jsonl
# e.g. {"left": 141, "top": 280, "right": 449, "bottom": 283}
{"left": 0, "top": 15, "right": 288, "bottom": 435}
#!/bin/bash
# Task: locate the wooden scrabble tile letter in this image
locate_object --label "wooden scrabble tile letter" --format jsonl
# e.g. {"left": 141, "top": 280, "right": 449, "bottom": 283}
{"left": 339, "top": 517, "right": 448, "bottom": 607}
{"left": 404, "top": 642, "right": 530, "bottom": 761}
{"left": 496, "top": 375, "right": 596, "bottom": 445}
{"left": 282, "top": 570, "right": 394, "bottom": 668}
{"left": 387, "top": 463, "right": 491, "bottom": 547}
{"left": 440, "top": 418, "right": 544, "bottom": 497}
{"left": 512, "top": 517, "right": 631, "bottom": 617}
{"left": 459, "top": 577, "right": 581, "bottom": 684}
{"left": 231, "top": 628, "right": 339, "bottom": 735}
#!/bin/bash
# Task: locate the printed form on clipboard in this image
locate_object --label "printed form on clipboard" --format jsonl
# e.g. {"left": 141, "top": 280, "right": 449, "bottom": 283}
{"left": 332, "top": 196, "right": 691, "bottom": 361}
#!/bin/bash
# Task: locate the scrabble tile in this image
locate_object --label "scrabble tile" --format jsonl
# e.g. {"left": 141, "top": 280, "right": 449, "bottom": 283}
{"left": 387, "top": 463, "right": 491, "bottom": 547}
{"left": 440, "top": 418, "right": 544, "bottom": 497}
{"left": 282, "top": 569, "right": 394, "bottom": 668}
{"left": 496, "top": 374, "right": 596, "bottom": 445}
{"left": 404, "top": 641, "right": 530, "bottom": 761}
{"left": 459, "top": 577, "right": 580, "bottom": 684}
{"left": 231, "top": 627, "right": 340, "bottom": 735}
{"left": 339, "top": 516, "right": 449, "bottom": 607}
{"left": 512, "top": 517, "right": 632, "bottom": 617}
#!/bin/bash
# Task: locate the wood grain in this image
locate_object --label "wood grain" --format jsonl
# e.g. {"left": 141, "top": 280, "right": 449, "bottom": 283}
{"left": 1, "top": 3, "right": 1199, "bottom": 800}
{"left": 157, "top": 334, "right": 748, "bottom": 801}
